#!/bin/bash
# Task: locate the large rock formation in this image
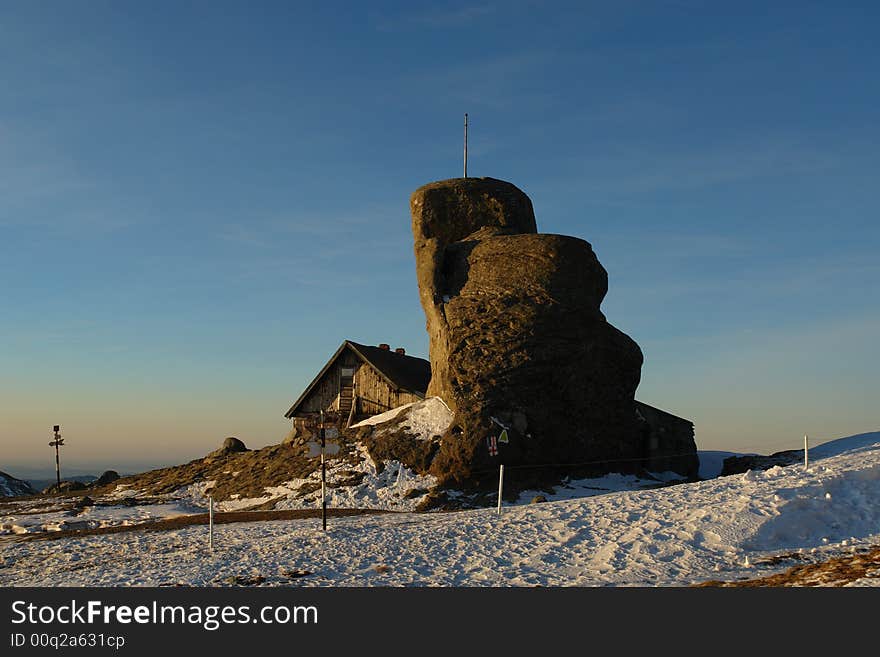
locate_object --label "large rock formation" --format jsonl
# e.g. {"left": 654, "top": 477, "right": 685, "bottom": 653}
{"left": 411, "top": 177, "right": 652, "bottom": 484}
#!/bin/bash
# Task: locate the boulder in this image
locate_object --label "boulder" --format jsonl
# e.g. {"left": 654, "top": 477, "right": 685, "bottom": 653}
{"left": 42, "top": 480, "right": 88, "bottom": 495}
{"left": 75, "top": 495, "right": 95, "bottom": 508}
{"left": 411, "top": 177, "right": 649, "bottom": 484}
{"left": 92, "top": 470, "right": 120, "bottom": 487}
{"left": 282, "top": 424, "right": 314, "bottom": 447}
{"left": 411, "top": 177, "right": 538, "bottom": 402}
{"left": 205, "top": 437, "right": 249, "bottom": 462}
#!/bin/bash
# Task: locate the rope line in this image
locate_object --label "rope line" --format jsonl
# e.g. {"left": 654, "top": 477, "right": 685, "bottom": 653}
{"left": 461, "top": 450, "right": 703, "bottom": 478}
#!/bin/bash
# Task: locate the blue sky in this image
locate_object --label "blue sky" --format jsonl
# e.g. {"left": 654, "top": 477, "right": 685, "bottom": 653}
{"left": 1, "top": 1, "right": 877, "bottom": 476}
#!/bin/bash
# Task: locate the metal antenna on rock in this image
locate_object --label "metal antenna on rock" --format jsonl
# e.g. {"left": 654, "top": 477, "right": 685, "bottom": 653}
{"left": 463, "top": 113, "right": 469, "bottom": 178}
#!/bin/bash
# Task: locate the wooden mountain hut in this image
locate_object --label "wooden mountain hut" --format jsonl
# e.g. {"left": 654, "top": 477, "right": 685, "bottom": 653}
{"left": 284, "top": 340, "right": 431, "bottom": 430}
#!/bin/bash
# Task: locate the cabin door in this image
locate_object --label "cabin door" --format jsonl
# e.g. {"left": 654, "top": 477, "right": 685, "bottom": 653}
{"left": 339, "top": 367, "right": 355, "bottom": 416}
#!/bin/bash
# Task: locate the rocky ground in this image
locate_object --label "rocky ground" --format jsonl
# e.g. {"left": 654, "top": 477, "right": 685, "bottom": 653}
{"left": 696, "top": 544, "right": 880, "bottom": 586}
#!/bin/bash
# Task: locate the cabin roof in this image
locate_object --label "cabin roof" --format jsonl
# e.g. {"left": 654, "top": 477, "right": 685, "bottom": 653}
{"left": 634, "top": 399, "right": 693, "bottom": 426}
{"left": 284, "top": 340, "right": 431, "bottom": 418}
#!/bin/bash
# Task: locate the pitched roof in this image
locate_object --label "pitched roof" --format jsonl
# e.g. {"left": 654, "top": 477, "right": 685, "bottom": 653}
{"left": 284, "top": 340, "right": 431, "bottom": 418}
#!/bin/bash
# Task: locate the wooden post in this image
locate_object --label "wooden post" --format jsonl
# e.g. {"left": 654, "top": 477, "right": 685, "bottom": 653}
{"left": 463, "top": 113, "right": 468, "bottom": 178}
{"left": 497, "top": 464, "right": 504, "bottom": 516}
{"left": 49, "top": 425, "right": 64, "bottom": 487}
{"left": 347, "top": 390, "right": 357, "bottom": 429}
{"left": 208, "top": 495, "right": 214, "bottom": 551}
{"left": 54, "top": 440, "right": 61, "bottom": 486}
{"left": 320, "top": 409, "right": 327, "bottom": 531}
{"left": 804, "top": 434, "right": 809, "bottom": 470}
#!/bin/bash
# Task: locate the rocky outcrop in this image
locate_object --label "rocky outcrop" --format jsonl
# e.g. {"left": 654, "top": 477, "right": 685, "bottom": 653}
{"left": 205, "top": 437, "right": 249, "bottom": 462}
{"left": 721, "top": 450, "right": 802, "bottom": 476}
{"left": 42, "top": 480, "right": 88, "bottom": 495}
{"left": 411, "top": 177, "right": 538, "bottom": 403}
{"left": 411, "top": 177, "right": 691, "bottom": 484}
{"left": 92, "top": 470, "right": 120, "bottom": 487}
{"left": 283, "top": 423, "right": 315, "bottom": 447}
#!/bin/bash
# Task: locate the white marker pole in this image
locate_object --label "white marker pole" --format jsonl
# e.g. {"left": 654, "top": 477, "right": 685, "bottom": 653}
{"left": 208, "top": 495, "right": 214, "bottom": 551}
{"left": 320, "top": 410, "right": 327, "bottom": 531}
{"left": 804, "top": 434, "right": 809, "bottom": 470}
{"left": 497, "top": 464, "right": 504, "bottom": 516}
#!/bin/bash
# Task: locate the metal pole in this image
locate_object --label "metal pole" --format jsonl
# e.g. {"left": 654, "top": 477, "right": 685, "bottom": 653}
{"left": 50, "top": 426, "right": 62, "bottom": 486}
{"left": 497, "top": 464, "right": 504, "bottom": 516}
{"left": 463, "top": 113, "right": 468, "bottom": 178}
{"left": 54, "top": 441, "right": 61, "bottom": 486}
{"left": 804, "top": 434, "right": 809, "bottom": 470}
{"left": 320, "top": 410, "right": 327, "bottom": 531}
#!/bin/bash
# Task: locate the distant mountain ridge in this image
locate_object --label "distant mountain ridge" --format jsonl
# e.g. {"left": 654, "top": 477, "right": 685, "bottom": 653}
{"left": 27, "top": 475, "right": 97, "bottom": 493}
{"left": 0, "top": 471, "right": 37, "bottom": 497}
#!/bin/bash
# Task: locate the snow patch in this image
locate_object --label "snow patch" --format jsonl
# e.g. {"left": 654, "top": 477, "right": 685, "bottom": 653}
{"left": 351, "top": 397, "right": 453, "bottom": 441}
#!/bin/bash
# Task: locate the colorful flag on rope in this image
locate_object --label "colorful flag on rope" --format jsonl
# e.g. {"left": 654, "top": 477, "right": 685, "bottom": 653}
{"left": 487, "top": 435, "right": 498, "bottom": 456}
{"left": 498, "top": 429, "right": 509, "bottom": 444}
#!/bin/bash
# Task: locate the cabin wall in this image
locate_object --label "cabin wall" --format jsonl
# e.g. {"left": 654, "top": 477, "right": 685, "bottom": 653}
{"left": 635, "top": 401, "right": 699, "bottom": 478}
{"left": 352, "top": 363, "right": 422, "bottom": 417}
{"left": 297, "top": 350, "right": 360, "bottom": 416}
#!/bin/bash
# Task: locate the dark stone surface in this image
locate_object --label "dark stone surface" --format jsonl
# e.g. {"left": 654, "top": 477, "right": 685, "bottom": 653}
{"left": 93, "top": 470, "right": 120, "bottom": 487}
{"left": 221, "top": 437, "right": 248, "bottom": 453}
{"left": 205, "top": 437, "right": 250, "bottom": 462}
{"left": 410, "top": 177, "right": 667, "bottom": 485}
{"left": 721, "top": 450, "right": 802, "bottom": 476}
{"left": 74, "top": 495, "right": 95, "bottom": 508}
{"left": 42, "top": 480, "right": 88, "bottom": 495}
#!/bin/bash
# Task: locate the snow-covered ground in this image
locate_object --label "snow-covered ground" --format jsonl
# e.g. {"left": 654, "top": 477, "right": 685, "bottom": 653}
{"left": 0, "top": 445, "right": 437, "bottom": 536}
{"left": 0, "top": 501, "right": 203, "bottom": 535}
{"left": 1, "top": 431, "right": 878, "bottom": 587}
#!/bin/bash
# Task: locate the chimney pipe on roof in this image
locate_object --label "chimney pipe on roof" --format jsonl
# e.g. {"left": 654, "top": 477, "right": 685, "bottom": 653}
{"left": 378, "top": 343, "right": 390, "bottom": 350}
{"left": 395, "top": 347, "right": 405, "bottom": 355}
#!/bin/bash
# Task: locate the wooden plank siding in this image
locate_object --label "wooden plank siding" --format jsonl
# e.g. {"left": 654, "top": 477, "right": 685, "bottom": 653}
{"left": 291, "top": 346, "right": 424, "bottom": 427}
{"left": 353, "top": 359, "right": 423, "bottom": 417}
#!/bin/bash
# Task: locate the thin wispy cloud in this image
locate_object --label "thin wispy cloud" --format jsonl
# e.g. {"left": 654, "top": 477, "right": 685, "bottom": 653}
{"left": 214, "top": 206, "right": 404, "bottom": 250}
{"left": 579, "top": 140, "right": 838, "bottom": 198}
{"left": 397, "top": 50, "right": 558, "bottom": 111}
{"left": 0, "top": 127, "right": 90, "bottom": 204}
{"left": 216, "top": 226, "right": 275, "bottom": 249}
{"left": 610, "top": 252, "right": 880, "bottom": 306}
{"left": 0, "top": 121, "right": 139, "bottom": 234}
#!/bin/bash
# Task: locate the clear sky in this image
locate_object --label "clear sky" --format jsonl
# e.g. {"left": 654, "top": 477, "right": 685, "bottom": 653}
{"left": 1, "top": 1, "right": 877, "bottom": 477}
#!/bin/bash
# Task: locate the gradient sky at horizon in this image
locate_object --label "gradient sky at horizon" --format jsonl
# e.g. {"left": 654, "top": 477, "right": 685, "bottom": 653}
{"left": 2, "top": 1, "right": 878, "bottom": 477}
